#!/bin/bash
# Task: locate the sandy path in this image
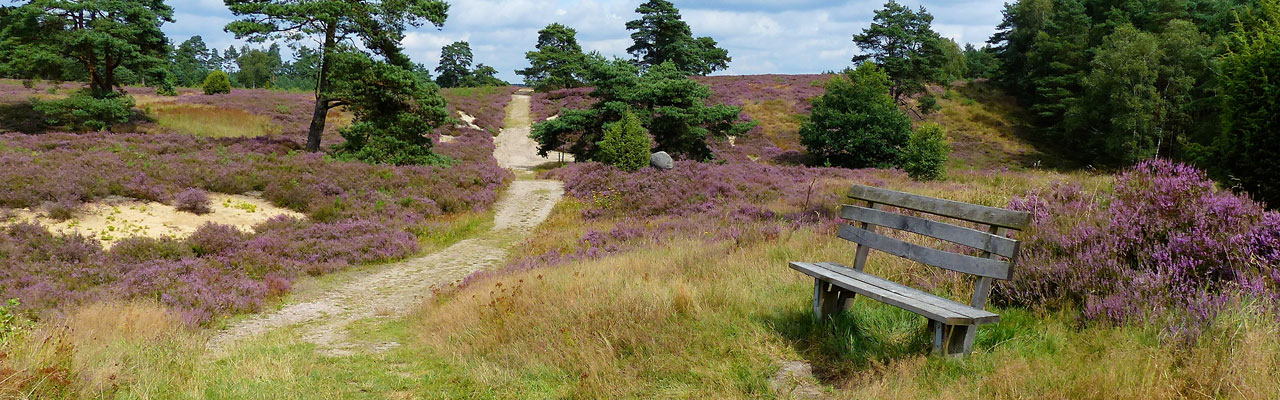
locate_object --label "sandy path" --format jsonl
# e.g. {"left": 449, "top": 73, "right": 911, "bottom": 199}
{"left": 207, "top": 90, "right": 565, "bottom": 356}
{"left": 494, "top": 90, "right": 574, "bottom": 170}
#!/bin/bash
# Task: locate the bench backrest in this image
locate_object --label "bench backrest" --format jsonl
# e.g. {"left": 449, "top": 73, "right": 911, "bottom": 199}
{"left": 838, "top": 184, "right": 1031, "bottom": 307}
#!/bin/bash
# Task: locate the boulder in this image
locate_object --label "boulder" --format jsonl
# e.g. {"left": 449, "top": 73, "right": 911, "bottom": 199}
{"left": 649, "top": 151, "right": 674, "bottom": 170}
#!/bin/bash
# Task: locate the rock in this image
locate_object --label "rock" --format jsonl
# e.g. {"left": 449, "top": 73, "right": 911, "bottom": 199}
{"left": 649, "top": 151, "right": 674, "bottom": 170}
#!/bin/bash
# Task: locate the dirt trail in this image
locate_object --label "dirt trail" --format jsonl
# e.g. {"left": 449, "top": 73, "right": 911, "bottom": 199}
{"left": 494, "top": 90, "right": 574, "bottom": 170}
{"left": 207, "top": 90, "right": 564, "bottom": 356}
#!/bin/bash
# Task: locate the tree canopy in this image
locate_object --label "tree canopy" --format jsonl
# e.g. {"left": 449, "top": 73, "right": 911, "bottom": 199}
{"left": 532, "top": 58, "right": 752, "bottom": 161}
{"left": 224, "top": 0, "right": 449, "bottom": 153}
{"left": 435, "top": 41, "right": 507, "bottom": 88}
{"left": 851, "top": 1, "right": 946, "bottom": 102}
{"left": 171, "top": 36, "right": 219, "bottom": 87}
{"left": 0, "top": 0, "right": 174, "bottom": 96}
{"left": 625, "top": 0, "right": 731, "bottom": 75}
{"left": 988, "top": 0, "right": 1248, "bottom": 166}
{"left": 435, "top": 41, "right": 474, "bottom": 88}
{"left": 1215, "top": 0, "right": 1280, "bottom": 206}
{"left": 518, "top": 23, "right": 588, "bottom": 91}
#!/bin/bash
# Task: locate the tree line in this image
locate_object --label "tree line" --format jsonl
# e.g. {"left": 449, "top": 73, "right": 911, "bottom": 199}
{"left": 989, "top": 0, "right": 1280, "bottom": 205}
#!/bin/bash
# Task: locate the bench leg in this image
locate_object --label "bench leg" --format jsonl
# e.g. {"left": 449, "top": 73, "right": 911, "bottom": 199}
{"left": 812, "top": 278, "right": 849, "bottom": 321}
{"left": 929, "top": 322, "right": 973, "bottom": 357}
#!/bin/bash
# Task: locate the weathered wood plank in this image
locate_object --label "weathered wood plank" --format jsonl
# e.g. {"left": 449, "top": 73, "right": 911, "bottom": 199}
{"left": 836, "top": 224, "right": 1012, "bottom": 279}
{"left": 840, "top": 205, "right": 1019, "bottom": 258}
{"left": 816, "top": 262, "right": 1000, "bottom": 324}
{"left": 789, "top": 262, "right": 1000, "bottom": 325}
{"left": 847, "top": 185, "right": 1031, "bottom": 230}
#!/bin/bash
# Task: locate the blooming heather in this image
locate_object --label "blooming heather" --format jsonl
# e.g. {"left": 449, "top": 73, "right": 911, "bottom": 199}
{"left": 439, "top": 86, "right": 519, "bottom": 133}
{"left": 1005, "top": 160, "right": 1279, "bottom": 336}
{"left": 0, "top": 129, "right": 509, "bottom": 324}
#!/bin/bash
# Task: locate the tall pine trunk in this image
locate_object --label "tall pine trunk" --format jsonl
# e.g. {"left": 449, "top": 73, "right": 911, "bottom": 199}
{"left": 306, "top": 22, "right": 337, "bottom": 152}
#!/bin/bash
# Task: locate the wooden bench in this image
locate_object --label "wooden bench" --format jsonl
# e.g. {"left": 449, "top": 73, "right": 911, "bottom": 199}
{"left": 789, "top": 184, "right": 1030, "bottom": 357}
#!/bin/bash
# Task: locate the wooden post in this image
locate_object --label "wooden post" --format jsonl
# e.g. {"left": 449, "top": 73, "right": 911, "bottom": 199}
{"left": 850, "top": 202, "right": 880, "bottom": 272}
{"left": 943, "top": 325, "right": 970, "bottom": 356}
{"left": 844, "top": 202, "right": 881, "bottom": 309}
{"left": 960, "top": 225, "right": 1006, "bottom": 354}
{"left": 812, "top": 279, "right": 847, "bottom": 321}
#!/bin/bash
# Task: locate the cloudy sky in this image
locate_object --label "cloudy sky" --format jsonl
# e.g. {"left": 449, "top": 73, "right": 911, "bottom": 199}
{"left": 164, "top": 0, "right": 1006, "bottom": 82}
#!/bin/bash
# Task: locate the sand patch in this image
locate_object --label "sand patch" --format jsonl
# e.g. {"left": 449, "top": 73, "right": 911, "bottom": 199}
{"left": 5, "top": 193, "right": 304, "bottom": 247}
{"left": 456, "top": 110, "right": 483, "bottom": 131}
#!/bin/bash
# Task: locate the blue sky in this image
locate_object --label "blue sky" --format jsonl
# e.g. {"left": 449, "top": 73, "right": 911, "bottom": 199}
{"left": 163, "top": 0, "right": 1006, "bottom": 82}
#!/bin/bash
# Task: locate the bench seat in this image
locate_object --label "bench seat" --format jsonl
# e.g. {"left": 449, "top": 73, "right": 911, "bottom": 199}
{"left": 789, "top": 261, "right": 999, "bottom": 326}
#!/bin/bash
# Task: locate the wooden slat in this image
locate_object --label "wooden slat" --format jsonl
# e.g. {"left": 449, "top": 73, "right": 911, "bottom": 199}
{"left": 836, "top": 224, "right": 1012, "bottom": 279}
{"left": 850, "top": 202, "right": 880, "bottom": 271}
{"left": 840, "top": 205, "right": 1020, "bottom": 258}
{"left": 847, "top": 185, "right": 1031, "bottom": 230}
{"left": 791, "top": 262, "right": 970, "bottom": 324}
{"left": 816, "top": 262, "right": 999, "bottom": 324}
{"left": 789, "top": 262, "right": 999, "bottom": 325}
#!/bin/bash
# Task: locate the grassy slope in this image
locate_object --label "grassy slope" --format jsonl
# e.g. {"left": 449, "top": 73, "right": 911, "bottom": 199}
{"left": 2, "top": 77, "right": 1278, "bottom": 398}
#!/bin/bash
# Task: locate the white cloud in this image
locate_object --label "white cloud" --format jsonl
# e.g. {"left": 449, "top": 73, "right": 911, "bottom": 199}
{"left": 163, "top": 0, "right": 1005, "bottom": 82}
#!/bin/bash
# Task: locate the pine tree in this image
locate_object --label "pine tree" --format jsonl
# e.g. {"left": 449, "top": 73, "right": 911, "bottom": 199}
{"left": 852, "top": 1, "right": 947, "bottom": 102}
{"left": 625, "top": 0, "right": 730, "bottom": 75}
{"left": 0, "top": 0, "right": 173, "bottom": 96}
{"left": 225, "top": 0, "right": 449, "bottom": 152}
{"left": 518, "top": 23, "right": 588, "bottom": 91}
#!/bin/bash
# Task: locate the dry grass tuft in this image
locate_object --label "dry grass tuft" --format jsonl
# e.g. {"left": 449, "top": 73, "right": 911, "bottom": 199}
{"left": 0, "top": 301, "right": 200, "bottom": 398}
{"left": 742, "top": 99, "right": 805, "bottom": 151}
{"left": 145, "top": 103, "right": 282, "bottom": 138}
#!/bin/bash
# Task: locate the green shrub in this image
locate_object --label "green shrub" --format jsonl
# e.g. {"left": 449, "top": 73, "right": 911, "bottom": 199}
{"left": 902, "top": 122, "right": 950, "bottom": 180}
{"left": 918, "top": 94, "right": 940, "bottom": 114}
{"left": 596, "top": 111, "right": 652, "bottom": 171}
{"left": 0, "top": 298, "right": 25, "bottom": 342}
{"left": 156, "top": 80, "right": 178, "bottom": 96}
{"left": 799, "top": 63, "right": 911, "bottom": 168}
{"left": 31, "top": 90, "right": 136, "bottom": 131}
{"left": 337, "top": 123, "right": 453, "bottom": 166}
{"left": 202, "top": 71, "right": 232, "bottom": 95}
{"left": 20, "top": 79, "right": 36, "bottom": 89}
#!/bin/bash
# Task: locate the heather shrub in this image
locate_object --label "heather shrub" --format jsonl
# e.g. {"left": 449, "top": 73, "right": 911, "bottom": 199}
{"left": 1003, "top": 160, "right": 1278, "bottom": 337}
{"left": 31, "top": 91, "right": 136, "bottom": 131}
{"left": 43, "top": 199, "right": 78, "bottom": 221}
{"left": 439, "top": 86, "right": 518, "bottom": 133}
{"left": 0, "top": 131, "right": 509, "bottom": 325}
{"left": 187, "top": 223, "right": 245, "bottom": 256}
{"left": 202, "top": 71, "right": 231, "bottom": 95}
{"left": 595, "top": 111, "right": 651, "bottom": 172}
{"left": 173, "top": 188, "right": 211, "bottom": 215}
{"left": 109, "top": 237, "right": 194, "bottom": 264}
{"left": 902, "top": 123, "right": 950, "bottom": 181}
{"left": 800, "top": 64, "right": 910, "bottom": 168}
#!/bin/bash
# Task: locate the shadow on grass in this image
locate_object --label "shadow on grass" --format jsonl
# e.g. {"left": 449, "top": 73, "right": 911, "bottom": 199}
{"left": 950, "top": 82, "right": 1082, "bottom": 172}
{"left": 0, "top": 101, "right": 152, "bottom": 134}
{"left": 766, "top": 299, "right": 933, "bottom": 382}
{"left": 0, "top": 102, "right": 48, "bottom": 133}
